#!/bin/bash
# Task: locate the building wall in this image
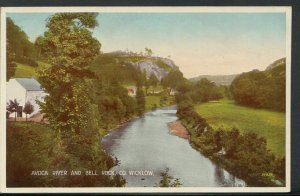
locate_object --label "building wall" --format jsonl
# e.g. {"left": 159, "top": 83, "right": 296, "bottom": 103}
{"left": 6, "top": 79, "right": 47, "bottom": 118}
{"left": 6, "top": 79, "right": 27, "bottom": 118}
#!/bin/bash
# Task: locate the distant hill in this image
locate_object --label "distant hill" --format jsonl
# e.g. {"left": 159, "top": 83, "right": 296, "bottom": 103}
{"left": 190, "top": 74, "right": 238, "bottom": 86}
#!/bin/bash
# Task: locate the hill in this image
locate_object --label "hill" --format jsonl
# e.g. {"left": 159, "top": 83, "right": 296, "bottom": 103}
{"left": 190, "top": 74, "right": 238, "bottom": 86}
{"left": 89, "top": 52, "right": 179, "bottom": 84}
{"left": 265, "top": 58, "right": 286, "bottom": 71}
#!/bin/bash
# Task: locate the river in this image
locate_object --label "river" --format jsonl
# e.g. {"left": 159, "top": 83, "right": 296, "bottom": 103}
{"left": 101, "top": 106, "right": 246, "bottom": 187}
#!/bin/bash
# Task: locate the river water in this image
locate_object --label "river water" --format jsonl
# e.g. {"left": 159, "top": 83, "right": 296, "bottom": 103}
{"left": 101, "top": 106, "right": 246, "bottom": 187}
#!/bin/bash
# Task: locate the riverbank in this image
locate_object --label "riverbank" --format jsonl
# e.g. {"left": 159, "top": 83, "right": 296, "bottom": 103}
{"left": 176, "top": 102, "right": 285, "bottom": 187}
{"left": 168, "top": 121, "right": 190, "bottom": 139}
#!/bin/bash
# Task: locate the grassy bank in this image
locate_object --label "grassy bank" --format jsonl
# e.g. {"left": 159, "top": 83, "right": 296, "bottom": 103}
{"left": 195, "top": 99, "right": 285, "bottom": 157}
{"left": 14, "top": 61, "right": 51, "bottom": 78}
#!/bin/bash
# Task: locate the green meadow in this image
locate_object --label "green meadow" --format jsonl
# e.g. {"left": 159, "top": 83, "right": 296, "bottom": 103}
{"left": 14, "top": 61, "right": 51, "bottom": 78}
{"left": 195, "top": 99, "right": 286, "bottom": 157}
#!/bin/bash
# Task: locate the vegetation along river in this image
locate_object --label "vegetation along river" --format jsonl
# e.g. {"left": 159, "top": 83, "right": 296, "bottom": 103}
{"left": 101, "top": 106, "right": 246, "bottom": 187}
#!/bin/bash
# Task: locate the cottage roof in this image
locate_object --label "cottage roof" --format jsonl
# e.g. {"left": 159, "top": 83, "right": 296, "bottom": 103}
{"left": 15, "top": 78, "right": 43, "bottom": 91}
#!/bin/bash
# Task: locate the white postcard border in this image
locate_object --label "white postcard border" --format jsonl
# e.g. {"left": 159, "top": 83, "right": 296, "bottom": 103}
{"left": 0, "top": 6, "right": 292, "bottom": 193}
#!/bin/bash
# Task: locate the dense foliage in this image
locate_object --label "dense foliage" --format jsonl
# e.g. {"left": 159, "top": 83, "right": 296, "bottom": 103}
{"left": 7, "top": 122, "right": 124, "bottom": 187}
{"left": 7, "top": 17, "right": 38, "bottom": 67}
{"left": 6, "top": 39, "right": 17, "bottom": 80}
{"left": 161, "top": 70, "right": 185, "bottom": 89}
{"left": 136, "top": 86, "right": 146, "bottom": 115}
{"left": 90, "top": 79, "right": 138, "bottom": 130}
{"left": 174, "top": 78, "right": 224, "bottom": 105}
{"left": 230, "top": 58, "right": 285, "bottom": 111}
{"left": 89, "top": 53, "right": 144, "bottom": 84}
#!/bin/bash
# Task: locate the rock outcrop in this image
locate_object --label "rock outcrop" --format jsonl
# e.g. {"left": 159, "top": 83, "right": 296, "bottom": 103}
{"left": 126, "top": 57, "right": 178, "bottom": 81}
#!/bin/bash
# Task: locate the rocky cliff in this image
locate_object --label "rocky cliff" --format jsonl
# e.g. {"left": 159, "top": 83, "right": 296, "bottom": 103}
{"left": 126, "top": 57, "right": 178, "bottom": 80}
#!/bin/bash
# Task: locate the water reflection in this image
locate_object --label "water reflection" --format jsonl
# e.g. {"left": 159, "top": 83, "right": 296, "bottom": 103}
{"left": 214, "top": 165, "right": 246, "bottom": 187}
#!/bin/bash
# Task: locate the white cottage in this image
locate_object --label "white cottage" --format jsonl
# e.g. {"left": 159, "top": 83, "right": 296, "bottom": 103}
{"left": 6, "top": 78, "right": 47, "bottom": 118}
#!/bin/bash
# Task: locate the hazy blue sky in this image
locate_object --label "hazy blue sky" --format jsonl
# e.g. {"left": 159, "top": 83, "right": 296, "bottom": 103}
{"left": 7, "top": 12, "right": 286, "bottom": 78}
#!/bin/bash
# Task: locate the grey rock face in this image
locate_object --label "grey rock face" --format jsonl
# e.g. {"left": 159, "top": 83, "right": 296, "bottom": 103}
{"left": 134, "top": 60, "right": 167, "bottom": 80}
{"left": 128, "top": 57, "right": 178, "bottom": 81}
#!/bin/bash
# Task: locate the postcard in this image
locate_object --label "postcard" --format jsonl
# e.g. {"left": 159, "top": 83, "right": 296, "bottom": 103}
{"left": 0, "top": 6, "right": 291, "bottom": 193}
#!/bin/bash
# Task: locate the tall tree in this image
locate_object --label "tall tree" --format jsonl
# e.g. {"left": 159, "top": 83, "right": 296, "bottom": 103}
{"left": 34, "top": 36, "right": 45, "bottom": 60}
{"left": 136, "top": 85, "right": 145, "bottom": 115}
{"left": 37, "top": 13, "right": 106, "bottom": 179}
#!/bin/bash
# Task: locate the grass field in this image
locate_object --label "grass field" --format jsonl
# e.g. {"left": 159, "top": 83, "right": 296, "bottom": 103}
{"left": 14, "top": 61, "right": 51, "bottom": 78}
{"left": 145, "top": 94, "right": 174, "bottom": 111}
{"left": 195, "top": 99, "right": 285, "bottom": 157}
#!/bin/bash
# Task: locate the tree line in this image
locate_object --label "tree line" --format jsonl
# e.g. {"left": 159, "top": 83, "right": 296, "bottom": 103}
{"left": 7, "top": 17, "right": 38, "bottom": 77}
{"left": 230, "top": 58, "right": 285, "bottom": 111}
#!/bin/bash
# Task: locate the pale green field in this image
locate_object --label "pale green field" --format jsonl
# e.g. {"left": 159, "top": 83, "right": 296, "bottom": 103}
{"left": 195, "top": 99, "right": 286, "bottom": 157}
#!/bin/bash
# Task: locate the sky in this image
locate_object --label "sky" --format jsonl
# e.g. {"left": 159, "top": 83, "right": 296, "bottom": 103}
{"left": 7, "top": 12, "right": 286, "bottom": 78}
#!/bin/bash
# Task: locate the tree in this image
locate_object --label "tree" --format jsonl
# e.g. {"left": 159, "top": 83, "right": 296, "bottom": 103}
{"left": 6, "top": 39, "right": 17, "bottom": 80}
{"left": 34, "top": 36, "right": 45, "bottom": 60}
{"left": 7, "top": 17, "right": 37, "bottom": 62}
{"left": 157, "top": 168, "right": 182, "bottom": 187}
{"left": 145, "top": 47, "right": 153, "bottom": 56}
{"left": 23, "top": 101, "right": 34, "bottom": 121}
{"left": 149, "top": 73, "right": 158, "bottom": 87}
{"left": 7, "top": 99, "right": 20, "bottom": 121}
{"left": 136, "top": 86, "right": 145, "bottom": 115}
{"left": 141, "top": 69, "right": 147, "bottom": 86}
{"left": 191, "top": 78, "right": 223, "bottom": 103}
{"left": 40, "top": 13, "right": 101, "bottom": 68}
{"left": 161, "top": 70, "right": 185, "bottom": 89}
{"left": 37, "top": 13, "right": 104, "bottom": 174}
{"left": 230, "top": 65, "right": 285, "bottom": 111}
